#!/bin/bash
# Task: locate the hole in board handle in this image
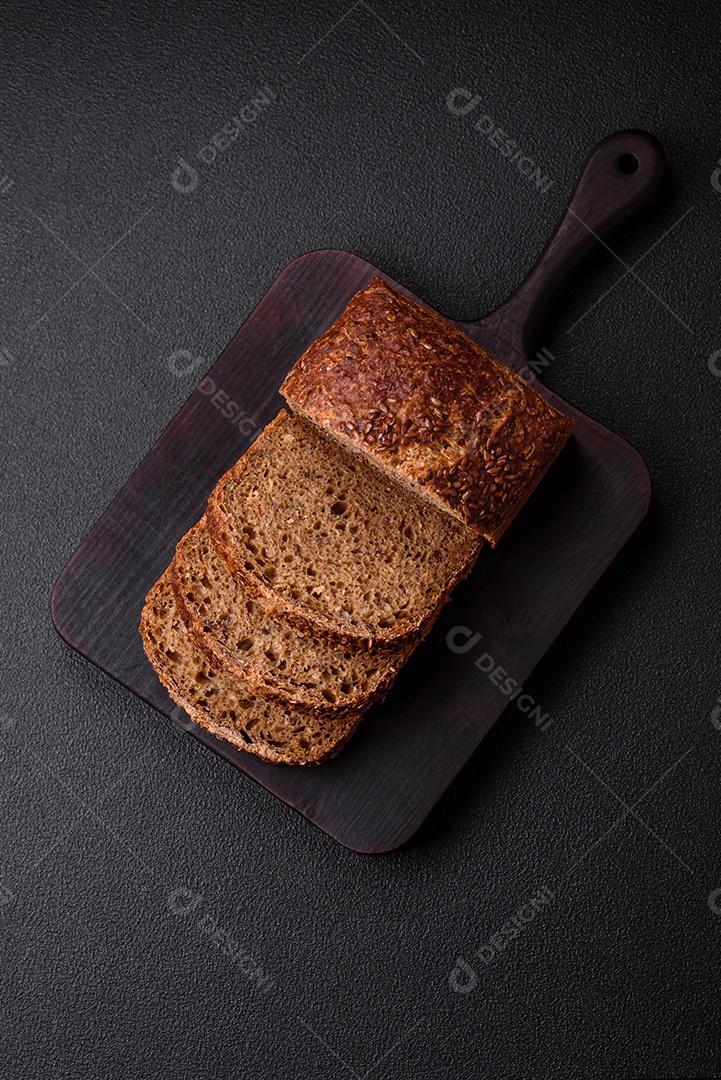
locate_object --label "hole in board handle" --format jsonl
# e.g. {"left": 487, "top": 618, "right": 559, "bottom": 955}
{"left": 617, "top": 153, "right": 640, "bottom": 174}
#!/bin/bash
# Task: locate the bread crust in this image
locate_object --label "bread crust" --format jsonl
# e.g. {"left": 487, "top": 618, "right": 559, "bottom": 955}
{"left": 281, "top": 277, "right": 574, "bottom": 545}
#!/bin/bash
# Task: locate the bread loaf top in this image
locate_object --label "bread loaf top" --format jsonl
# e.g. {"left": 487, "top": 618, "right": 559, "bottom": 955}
{"left": 281, "top": 277, "right": 574, "bottom": 545}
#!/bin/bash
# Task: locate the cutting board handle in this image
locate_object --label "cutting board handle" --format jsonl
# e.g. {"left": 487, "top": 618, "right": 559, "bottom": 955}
{"left": 476, "top": 130, "right": 667, "bottom": 353}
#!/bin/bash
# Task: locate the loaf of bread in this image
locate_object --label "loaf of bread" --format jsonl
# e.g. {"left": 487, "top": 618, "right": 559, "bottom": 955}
{"left": 141, "top": 277, "right": 575, "bottom": 766}
{"left": 281, "top": 277, "right": 574, "bottom": 545}
{"left": 206, "top": 409, "right": 481, "bottom": 652}
{"left": 140, "top": 570, "right": 365, "bottom": 765}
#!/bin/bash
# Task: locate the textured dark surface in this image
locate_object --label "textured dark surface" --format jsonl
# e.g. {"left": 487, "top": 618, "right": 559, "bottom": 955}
{"left": 1, "top": 1, "right": 719, "bottom": 1077}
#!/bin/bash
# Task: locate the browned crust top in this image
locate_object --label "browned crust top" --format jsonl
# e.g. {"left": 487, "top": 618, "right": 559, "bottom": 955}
{"left": 281, "top": 277, "right": 574, "bottom": 544}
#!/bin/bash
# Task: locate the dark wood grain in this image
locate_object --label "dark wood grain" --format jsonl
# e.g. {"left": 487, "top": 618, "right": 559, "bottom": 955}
{"left": 51, "top": 131, "right": 665, "bottom": 852}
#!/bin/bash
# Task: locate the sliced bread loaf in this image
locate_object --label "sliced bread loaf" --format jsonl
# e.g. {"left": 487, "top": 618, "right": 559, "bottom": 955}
{"left": 206, "top": 410, "right": 482, "bottom": 652}
{"left": 172, "top": 517, "right": 408, "bottom": 710}
{"left": 281, "top": 277, "right": 574, "bottom": 545}
{"left": 139, "top": 569, "right": 364, "bottom": 766}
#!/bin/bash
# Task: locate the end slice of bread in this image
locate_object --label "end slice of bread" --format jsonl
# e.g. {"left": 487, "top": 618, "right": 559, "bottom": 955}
{"left": 172, "top": 517, "right": 408, "bottom": 712}
{"left": 280, "top": 276, "right": 574, "bottom": 545}
{"left": 139, "top": 569, "right": 365, "bottom": 766}
{"left": 206, "top": 410, "right": 482, "bottom": 652}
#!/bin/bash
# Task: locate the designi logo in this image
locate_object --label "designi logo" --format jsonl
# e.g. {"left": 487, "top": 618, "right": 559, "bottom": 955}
{"left": 446, "top": 88, "right": 555, "bottom": 195}
{"left": 171, "top": 87, "right": 276, "bottom": 195}
{"left": 711, "top": 159, "right": 721, "bottom": 195}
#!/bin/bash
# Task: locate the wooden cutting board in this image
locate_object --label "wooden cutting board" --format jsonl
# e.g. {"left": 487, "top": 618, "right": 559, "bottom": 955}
{"left": 51, "top": 131, "right": 665, "bottom": 852}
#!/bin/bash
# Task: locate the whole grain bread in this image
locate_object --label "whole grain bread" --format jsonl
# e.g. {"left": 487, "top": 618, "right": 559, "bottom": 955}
{"left": 280, "top": 276, "right": 574, "bottom": 546}
{"left": 172, "top": 516, "right": 409, "bottom": 709}
{"left": 139, "top": 569, "right": 364, "bottom": 766}
{"left": 206, "top": 409, "right": 482, "bottom": 652}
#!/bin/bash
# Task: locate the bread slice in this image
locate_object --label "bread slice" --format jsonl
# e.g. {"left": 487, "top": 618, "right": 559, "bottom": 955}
{"left": 206, "top": 409, "right": 482, "bottom": 652}
{"left": 280, "top": 276, "right": 574, "bottom": 546}
{"left": 172, "top": 516, "right": 408, "bottom": 710}
{"left": 139, "top": 569, "right": 364, "bottom": 766}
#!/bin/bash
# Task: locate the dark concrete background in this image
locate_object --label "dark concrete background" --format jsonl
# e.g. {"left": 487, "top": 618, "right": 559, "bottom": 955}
{"left": 1, "top": 1, "right": 720, "bottom": 1077}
